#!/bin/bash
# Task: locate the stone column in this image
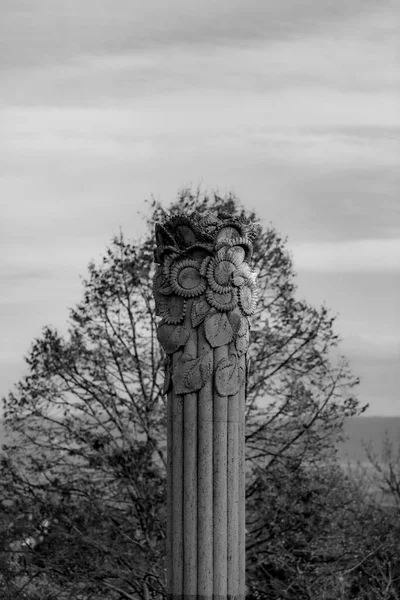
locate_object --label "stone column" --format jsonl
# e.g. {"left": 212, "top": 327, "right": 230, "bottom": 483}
{"left": 153, "top": 211, "right": 259, "bottom": 600}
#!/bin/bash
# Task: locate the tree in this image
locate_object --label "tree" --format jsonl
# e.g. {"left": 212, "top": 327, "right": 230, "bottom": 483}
{"left": 360, "top": 433, "right": 400, "bottom": 509}
{"left": 1, "top": 188, "right": 366, "bottom": 598}
{"left": 245, "top": 457, "right": 400, "bottom": 600}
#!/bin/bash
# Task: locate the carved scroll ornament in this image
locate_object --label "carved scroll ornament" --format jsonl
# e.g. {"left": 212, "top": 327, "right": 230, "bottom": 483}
{"left": 154, "top": 212, "right": 259, "bottom": 397}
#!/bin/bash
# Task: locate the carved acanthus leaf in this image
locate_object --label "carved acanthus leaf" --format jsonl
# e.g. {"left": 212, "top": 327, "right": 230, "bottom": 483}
{"left": 215, "top": 353, "right": 245, "bottom": 397}
{"left": 235, "top": 326, "right": 250, "bottom": 357}
{"left": 238, "top": 281, "right": 257, "bottom": 316}
{"left": 154, "top": 210, "right": 259, "bottom": 395}
{"left": 172, "top": 351, "right": 213, "bottom": 394}
{"left": 191, "top": 296, "right": 212, "bottom": 328}
{"left": 204, "top": 312, "right": 233, "bottom": 348}
{"left": 228, "top": 310, "right": 243, "bottom": 336}
{"left": 157, "top": 323, "right": 190, "bottom": 354}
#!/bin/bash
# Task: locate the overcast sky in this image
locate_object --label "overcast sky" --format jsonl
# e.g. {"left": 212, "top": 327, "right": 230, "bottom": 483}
{"left": 1, "top": 0, "right": 399, "bottom": 415}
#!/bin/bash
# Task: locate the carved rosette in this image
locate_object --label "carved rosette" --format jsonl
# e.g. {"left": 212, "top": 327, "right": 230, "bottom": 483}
{"left": 154, "top": 212, "right": 259, "bottom": 397}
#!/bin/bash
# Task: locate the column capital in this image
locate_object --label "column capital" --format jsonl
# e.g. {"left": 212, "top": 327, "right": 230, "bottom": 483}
{"left": 154, "top": 211, "right": 260, "bottom": 397}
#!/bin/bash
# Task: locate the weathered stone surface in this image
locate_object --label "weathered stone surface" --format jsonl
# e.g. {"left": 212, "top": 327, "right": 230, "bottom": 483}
{"left": 157, "top": 323, "right": 190, "bottom": 354}
{"left": 153, "top": 210, "right": 259, "bottom": 390}
{"left": 172, "top": 351, "right": 213, "bottom": 394}
{"left": 236, "top": 329, "right": 250, "bottom": 357}
{"left": 228, "top": 310, "right": 245, "bottom": 336}
{"left": 159, "top": 295, "right": 186, "bottom": 324}
{"left": 215, "top": 353, "right": 245, "bottom": 397}
{"left": 238, "top": 282, "right": 257, "bottom": 315}
{"left": 153, "top": 210, "right": 259, "bottom": 598}
{"left": 191, "top": 296, "right": 212, "bottom": 328}
{"left": 235, "top": 316, "right": 250, "bottom": 357}
{"left": 204, "top": 313, "right": 234, "bottom": 348}
{"left": 216, "top": 225, "right": 241, "bottom": 242}
{"left": 170, "top": 259, "right": 207, "bottom": 297}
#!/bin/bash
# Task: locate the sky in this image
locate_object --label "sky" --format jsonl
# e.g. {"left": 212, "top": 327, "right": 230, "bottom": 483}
{"left": 0, "top": 0, "right": 399, "bottom": 415}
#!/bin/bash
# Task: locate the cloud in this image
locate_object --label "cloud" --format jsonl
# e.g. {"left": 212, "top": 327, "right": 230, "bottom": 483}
{"left": 290, "top": 239, "right": 400, "bottom": 272}
{"left": 4, "top": 130, "right": 157, "bottom": 160}
{"left": 2, "top": 92, "right": 399, "bottom": 165}
{"left": 343, "top": 333, "right": 400, "bottom": 360}
{"left": 1, "top": 5, "right": 398, "bottom": 109}
{"left": 261, "top": 162, "right": 400, "bottom": 244}
{"left": 248, "top": 128, "right": 400, "bottom": 168}
{"left": 345, "top": 350, "right": 400, "bottom": 415}
{"left": 0, "top": 0, "right": 383, "bottom": 69}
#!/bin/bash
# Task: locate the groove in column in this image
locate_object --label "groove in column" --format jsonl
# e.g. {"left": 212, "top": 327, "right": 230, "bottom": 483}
{"left": 238, "top": 354, "right": 246, "bottom": 600}
{"left": 197, "top": 325, "right": 214, "bottom": 599}
{"left": 172, "top": 350, "right": 184, "bottom": 596}
{"left": 183, "top": 305, "right": 198, "bottom": 596}
{"left": 167, "top": 387, "right": 173, "bottom": 596}
{"left": 213, "top": 345, "right": 228, "bottom": 598}
{"left": 227, "top": 387, "right": 239, "bottom": 598}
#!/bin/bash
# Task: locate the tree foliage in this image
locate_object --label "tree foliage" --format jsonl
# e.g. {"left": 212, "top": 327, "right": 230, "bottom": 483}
{"left": 1, "top": 189, "right": 368, "bottom": 598}
{"left": 245, "top": 459, "right": 400, "bottom": 599}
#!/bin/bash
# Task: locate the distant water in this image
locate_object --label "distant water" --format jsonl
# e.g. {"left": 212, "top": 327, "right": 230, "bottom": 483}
{"left": 338, "top": 416, "right": 400, "bottom": 464}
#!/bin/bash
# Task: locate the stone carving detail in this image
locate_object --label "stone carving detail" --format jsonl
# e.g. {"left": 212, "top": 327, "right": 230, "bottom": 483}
{"left": 172, "top": 351, "right": 213, "bottom": 395}
{"left": 154, "top": 211, "right": 259, "bottom": 396}
{"left": 215, "top": 353, "right": 245, "bottom": 397}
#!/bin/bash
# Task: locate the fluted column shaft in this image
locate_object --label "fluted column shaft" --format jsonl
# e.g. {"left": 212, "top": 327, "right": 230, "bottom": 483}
{"left": 154, "top": 212, "right": 259, "bottom": 600}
